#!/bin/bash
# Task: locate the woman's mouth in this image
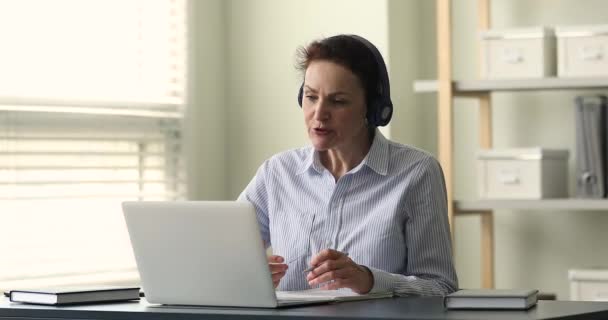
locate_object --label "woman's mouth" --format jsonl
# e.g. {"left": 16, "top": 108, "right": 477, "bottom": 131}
{"left": 313, "top": 127, "right": 331, "bottom": 136}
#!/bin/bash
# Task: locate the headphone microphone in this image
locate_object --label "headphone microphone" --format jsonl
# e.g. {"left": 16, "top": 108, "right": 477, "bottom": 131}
{"left": 297, "top": 35, "right": 393, "bottom": 127}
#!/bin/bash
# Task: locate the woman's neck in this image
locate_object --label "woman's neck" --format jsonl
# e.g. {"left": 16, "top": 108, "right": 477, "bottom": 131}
{"left": 320, "top": 130, "right": 374, "bottom": 181}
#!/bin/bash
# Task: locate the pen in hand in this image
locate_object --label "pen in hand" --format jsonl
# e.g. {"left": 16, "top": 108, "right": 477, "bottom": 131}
{"left": 302, "top": 252, "right": 349, "bottom": 273}
{"left": 302, "top": 266, "right": 315, "bottom": 274}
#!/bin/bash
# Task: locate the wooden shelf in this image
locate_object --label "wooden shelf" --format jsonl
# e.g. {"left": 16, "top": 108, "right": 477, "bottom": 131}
{"left": 456, "top": 199, "right": 608, "bottom": 212}
{"left": 414, "top": 77, "right": 608, "bottom": 94}
{"left": 422, "top": 0, "right": 608, "bottom": 289}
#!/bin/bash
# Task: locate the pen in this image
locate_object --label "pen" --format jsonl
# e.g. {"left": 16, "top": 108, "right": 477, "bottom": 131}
{"left": 302, "top": 252, "right": 349, "bottom": 273}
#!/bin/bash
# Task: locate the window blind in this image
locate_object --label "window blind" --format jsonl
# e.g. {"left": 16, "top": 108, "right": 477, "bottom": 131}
{"left": 0, "top": 0, "right": 187, "bottom": 290}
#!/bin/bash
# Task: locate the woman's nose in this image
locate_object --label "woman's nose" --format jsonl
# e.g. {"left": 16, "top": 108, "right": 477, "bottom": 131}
{"left": 313, "top": 99, "right": 330, "bottom": 120}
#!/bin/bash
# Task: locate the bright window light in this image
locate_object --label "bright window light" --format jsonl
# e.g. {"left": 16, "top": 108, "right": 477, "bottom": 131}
{"left": 0, "top": 0, "right": 187, "bottom": 290}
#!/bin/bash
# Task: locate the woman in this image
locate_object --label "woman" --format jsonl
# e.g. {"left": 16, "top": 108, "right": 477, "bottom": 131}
{"left": 238, "top": 34, "right": 458, "bottom": 296}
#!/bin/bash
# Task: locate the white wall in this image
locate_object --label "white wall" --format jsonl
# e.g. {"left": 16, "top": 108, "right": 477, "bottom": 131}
{"left": 185, "top": 0, "right": 228, "bottom": 200}
{"left": 386, "top": 0, "right": 426, "bottom": 147}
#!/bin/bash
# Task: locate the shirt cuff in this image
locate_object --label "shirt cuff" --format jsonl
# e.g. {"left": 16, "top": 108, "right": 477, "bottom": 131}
{"left": 366, "top": 266, "right": 396, "bottom": 293}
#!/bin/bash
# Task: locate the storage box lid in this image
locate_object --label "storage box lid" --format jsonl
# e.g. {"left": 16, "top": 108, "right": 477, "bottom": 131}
{"left": 556, "top": 24, "right": 608, "bottom": 38}
{"left": 569, "top": 269, "right": 608, "bottom": 281}
{"left": 477, "top": 148, "right": 569, "bottom": 160}
{"left": 480, "top": 26, "right": 554, "bottom": 40}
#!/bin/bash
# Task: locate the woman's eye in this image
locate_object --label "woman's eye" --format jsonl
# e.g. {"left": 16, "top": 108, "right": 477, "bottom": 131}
{"left": 333, "top": 100, "right": 346, "bottom": 105}
{"left": 306, "top": 95, "right": 317, "bottom": 101}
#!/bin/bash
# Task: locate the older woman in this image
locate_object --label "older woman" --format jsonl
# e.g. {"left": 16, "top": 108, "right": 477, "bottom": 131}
{"left": 238, "top": 35, "right": 457, "bottom": 296}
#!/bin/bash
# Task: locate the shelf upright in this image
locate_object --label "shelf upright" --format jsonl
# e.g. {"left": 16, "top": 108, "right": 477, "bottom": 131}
{"left": 475, "top": 0, "right": 495, "bottom": 290}
{"left": 435, "top": 0, "right": 495, "bottom": 288}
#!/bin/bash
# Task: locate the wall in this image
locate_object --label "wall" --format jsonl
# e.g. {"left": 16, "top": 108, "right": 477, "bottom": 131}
{"left": 386, "top": 0, "right": 428, "bottom": 147}
{"left": 184, "top": 0, "right": 228, "bottom": 200}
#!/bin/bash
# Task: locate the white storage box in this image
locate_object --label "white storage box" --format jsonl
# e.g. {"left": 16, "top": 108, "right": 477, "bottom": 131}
{"left": 480, "top": 27, "right": 556, "bottom": 79}
{"left": 477, "top": 148, "right": 568, "bottom": 199}
{"left": 556, "top": 25, "right": 608, "bottom": 77}
{"left": 569, "top": 269, "right": 608, "bottom": 301}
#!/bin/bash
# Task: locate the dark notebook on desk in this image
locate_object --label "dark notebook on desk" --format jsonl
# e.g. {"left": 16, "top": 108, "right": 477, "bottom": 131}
{"left": 444, "top": 289, "right": 538, "bottom": 310}
{"left": 8, "top": 286, "right": 140, "bottom": 306}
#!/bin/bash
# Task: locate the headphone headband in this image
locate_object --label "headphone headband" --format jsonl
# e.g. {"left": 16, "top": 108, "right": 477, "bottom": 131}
{"left": 297, "top": 34, "right": 393, "bottom": 127}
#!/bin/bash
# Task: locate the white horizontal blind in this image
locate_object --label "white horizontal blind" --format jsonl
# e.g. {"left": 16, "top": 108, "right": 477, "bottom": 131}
{"left": 0, "top": 0, "right": 187, "bottom": 290}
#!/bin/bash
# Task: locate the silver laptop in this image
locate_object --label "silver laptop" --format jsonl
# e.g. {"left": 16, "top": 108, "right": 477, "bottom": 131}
{"left": 122, "top": 201, "right": 337, "bottom": 308}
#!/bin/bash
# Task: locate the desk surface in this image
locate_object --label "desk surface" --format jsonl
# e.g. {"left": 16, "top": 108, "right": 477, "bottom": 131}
{"left": 2, "top": 297, "right": 608, "bottom": 320}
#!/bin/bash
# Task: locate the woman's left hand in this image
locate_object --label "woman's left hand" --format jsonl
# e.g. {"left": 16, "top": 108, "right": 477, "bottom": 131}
{"left": 306, "top": 249, "right": 373, "bottom": 294}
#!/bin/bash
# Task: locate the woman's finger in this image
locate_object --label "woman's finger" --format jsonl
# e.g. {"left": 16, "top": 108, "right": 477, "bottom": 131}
{"left": 319, "top": 278, "right": 350, "bottom": 290}
{"left": 309, "top": 249, "right": 346, "bottom": 268}
{"left": 268, "top": 255, "right": 284, "bottom": 263}
{"left": 272, "top": 271, "right": 286, "bottom": 282}
{"left": 307, "top": 268, "right": 350, "bottom": 286}
{"left": 306, "top": 258, "right": 349, "bottom": 281}
{"left": 269, "top": 262, "right": 288, "bottom": 274}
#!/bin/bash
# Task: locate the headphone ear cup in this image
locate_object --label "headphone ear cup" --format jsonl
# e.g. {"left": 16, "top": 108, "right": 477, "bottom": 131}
{"left": 297, "top": 83, "right": 304, "bottom": 107}
{"left": 378, "top": 104, "right": 393, "bottom": 126}
{"left": 368, "top": 99, "right": 393, "bottom": 127}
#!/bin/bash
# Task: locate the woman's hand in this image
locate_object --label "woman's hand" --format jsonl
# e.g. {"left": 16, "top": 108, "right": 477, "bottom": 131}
{"left": 268, "top": 255, "right": 288, "bottom": 288}
{"left": 306, "top": 249, "right": 373, "bottom": 294}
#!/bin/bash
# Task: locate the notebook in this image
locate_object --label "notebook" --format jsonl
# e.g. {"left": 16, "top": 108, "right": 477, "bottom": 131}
{"left": 8, "top": 286, "right": 140, "bottom": 306}
{"left": 122, "top": 201, "right": 392, "bottom": 308}
{"left": 277, "top": 288, "right": 392, "bottom": 302}
{"left": 444, "top": 289, "right": 539, "bottom": 310}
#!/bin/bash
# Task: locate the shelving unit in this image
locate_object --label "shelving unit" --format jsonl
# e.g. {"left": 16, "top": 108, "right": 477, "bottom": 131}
{"left": 456, "top": 199, "right": 608, "bottom": 212}
{"left": 415, "top": 77, "right": 608, "bottom": 93}
{"left": 422, "top": 0, "right": 608, "bottom": 289}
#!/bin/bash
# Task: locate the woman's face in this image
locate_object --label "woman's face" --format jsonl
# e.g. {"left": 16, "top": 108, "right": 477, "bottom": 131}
{"left": 302, "top": 60, "right": 368, "bottom": 152}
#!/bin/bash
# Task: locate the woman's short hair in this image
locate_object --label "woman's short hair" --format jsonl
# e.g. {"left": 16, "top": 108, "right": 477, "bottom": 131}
{"left": 296, "top": 35, "right": 380, "bottom": 109}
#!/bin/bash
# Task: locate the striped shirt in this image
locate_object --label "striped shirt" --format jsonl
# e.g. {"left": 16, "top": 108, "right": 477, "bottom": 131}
{"left": 237, "top": 130, "right": 458, "bottom": 296}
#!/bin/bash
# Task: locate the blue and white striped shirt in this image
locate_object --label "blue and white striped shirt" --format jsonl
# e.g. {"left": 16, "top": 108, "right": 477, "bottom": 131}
{"left": 238, "top": 131, "right": 458, "bottom": 296}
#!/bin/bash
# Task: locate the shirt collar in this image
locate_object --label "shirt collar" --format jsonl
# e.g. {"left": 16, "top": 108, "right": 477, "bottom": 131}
{"left": 297, "top": 129, "right": 389, "bottom": 176}
{"left": 363, "top": 129, "right": 389, "bottom": 176}
{"left": 297, "top": 148, "right": 323, "bottom": 175}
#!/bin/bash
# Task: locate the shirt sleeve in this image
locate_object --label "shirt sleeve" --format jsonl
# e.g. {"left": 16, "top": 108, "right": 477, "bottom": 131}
{"left": 368, "top": 156, "right": 458, "bottom": 296}
{"left": 237, "top": 161, "right": 271, "bottom": 248}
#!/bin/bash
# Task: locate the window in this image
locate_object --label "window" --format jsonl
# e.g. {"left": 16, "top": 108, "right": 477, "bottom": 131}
{"left": 0, "top": 0, "right": 187, "bottom": 289}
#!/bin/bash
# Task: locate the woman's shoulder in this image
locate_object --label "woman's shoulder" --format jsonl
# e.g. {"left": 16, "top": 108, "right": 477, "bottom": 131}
{"left": 386, "top": 140, "right": 438, "bottom": 166}
{"left": 383, "top": 141, "right": 444, "bottom": 183}
{"left": 263, "top": 146, "right": 313, "bottom": 171}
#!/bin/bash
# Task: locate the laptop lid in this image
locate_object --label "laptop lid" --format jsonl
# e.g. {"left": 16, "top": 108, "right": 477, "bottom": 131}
{"left": 122, "top": 201, "right": 279, "bottom": 308}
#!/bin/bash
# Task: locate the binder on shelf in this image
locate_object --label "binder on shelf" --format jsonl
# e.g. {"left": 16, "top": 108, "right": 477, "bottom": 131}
{"left": 575, "top": 95, "right": 607, "bottom": 198}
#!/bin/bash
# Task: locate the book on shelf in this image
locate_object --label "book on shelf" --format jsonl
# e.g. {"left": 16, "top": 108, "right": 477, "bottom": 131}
{"left": 8, "top": 285, "right": 141, "bottom": 306}
{"left": 444, "top": 289, "right": 539, "bottom": 310}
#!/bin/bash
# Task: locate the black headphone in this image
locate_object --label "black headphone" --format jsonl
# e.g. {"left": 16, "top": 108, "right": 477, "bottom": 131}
{"left": 297, "top": 34, "right": 393, "bottom": 127}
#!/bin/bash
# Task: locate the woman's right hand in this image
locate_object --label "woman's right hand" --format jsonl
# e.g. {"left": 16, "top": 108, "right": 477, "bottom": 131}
{"left": 268, "top": 255, "right": 288, "bottom": 288}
